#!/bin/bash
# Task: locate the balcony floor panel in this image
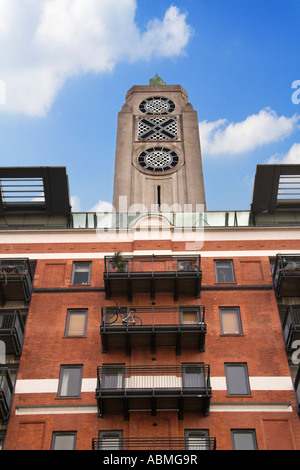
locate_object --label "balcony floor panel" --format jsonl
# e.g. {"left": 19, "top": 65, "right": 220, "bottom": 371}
{"left": 0, "top": 280, "right": 31, "bottom": 302}
{"left": 277, "top": 276, "right": 300, "bottom": 297}
{"left": 0, "top": 333, "right": 22, "bottom": 356}
{"left": 101, "top": 327, "right": 206, "bottom": 353}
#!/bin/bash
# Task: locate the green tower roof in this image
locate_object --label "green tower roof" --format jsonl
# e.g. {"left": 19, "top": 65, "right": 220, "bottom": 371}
{"left": 149, "top": 74, "right": 166, "bottom": 85}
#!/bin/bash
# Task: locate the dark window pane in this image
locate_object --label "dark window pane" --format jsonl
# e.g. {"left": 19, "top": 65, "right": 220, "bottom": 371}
{"left": 59, "top": 366, "right": 82, "bottom": 397}
{"left": 215, "top": 260, "right": 235, "bottom": 283}
{"left": 99, "top": 431, "right": 123, "bottom": 450}
{"left": 72, "top": 262, "right": 91, "bottom": 285}
{"left": 226, "top": 364, "right": 250, "bottom": 395}
{"left": 52, "top": 432, "right": 76, "bottom": 450}
{"left": 232, "top": 430, "right": 257, "bottom": 450}
{"left": 182, "top": 365, "right": 205, "bottom": 388}
{"left": 185, "top": 430, "right": 209, "bottom": 450}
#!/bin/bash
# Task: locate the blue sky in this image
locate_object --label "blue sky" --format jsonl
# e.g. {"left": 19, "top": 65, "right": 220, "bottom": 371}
{"left": 0, "top": 0, "right": 300, "bottom": 212}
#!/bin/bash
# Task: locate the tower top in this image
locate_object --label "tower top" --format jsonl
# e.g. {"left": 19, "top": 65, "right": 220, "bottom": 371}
{"left": 149, "top": 73, "right": 166, "bottom": 86}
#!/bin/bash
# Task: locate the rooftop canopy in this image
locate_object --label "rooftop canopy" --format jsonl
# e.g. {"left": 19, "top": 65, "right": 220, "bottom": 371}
{"left": 0, "top": 166, "right": 71, "bottom": 216}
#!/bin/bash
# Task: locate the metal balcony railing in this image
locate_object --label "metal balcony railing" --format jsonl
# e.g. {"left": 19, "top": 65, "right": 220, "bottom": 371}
{"left": 97, "top": 364, "right": 211, "bottom": 391}
{"left": 0, "top": 258, "right": 33, "bottom": 302}
{"left": 0, "top": 309, "right": 25, "bottom": 357}
{"left": 103, "top": 255, "right": 202, "bottom": 300}
{"left": 96, "top": 364, "right": 212, "bottom": 419}
{"left": 282, "top": 305, "right": 300, "bottom": 353}
{"left": 100, "top": 305, "right": 207, "bottom": 354}
{"left": 92, "top": 436, "right": 216, "bottom": 450}
{"left": 273, "top": 254, "right": 300, "bottom": 298}
{"left": 0, "top": 367, "right": 13, "bottom": 421}
{"left": 294, "top": 366, "right": 300, "bottom": 415}
{"left": 101, "top": 305, "right": 206, "bottom": 326}
{"left": 104, "top": 255, "right": 201, "bottom": 274}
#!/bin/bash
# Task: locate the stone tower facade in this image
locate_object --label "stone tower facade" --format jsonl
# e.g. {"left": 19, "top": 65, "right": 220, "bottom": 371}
{"left": 113, "top": 76, "right": 206, "bottom": 212}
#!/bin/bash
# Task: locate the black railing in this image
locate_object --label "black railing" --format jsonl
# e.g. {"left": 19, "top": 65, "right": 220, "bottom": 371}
{"left": 0, "top": 258, "right": 33, "bottom": 302}
{"left": 0, "top": 367, "right": 13, "bottom": 421}
{"left": 282, "top": 305, "right": 300, "bottom": 353}
{"left": 96, "top": 364, "right": 211, "bottom": 392}
{"left": 0, "top": 258, "right": 32, "bottom": 277}
{"left": 104, "top": 255, "right": 201, "bottom": 274}
{"left": 92, "top": 436, "right": 216, "bottom": 450}
{"left": 273, "top": 254, "right": 300, "bottom": 297}
{"left": 96, "top": 363, "right": 212, "bottom": 418}
{"left": 0, "top": 309, "right": 25, "bottom": 357}
{"left": 100, "top": 306, "right": 207, "bottom": 354}
{"left": 103, "top": 255, "right": 202, "bottom": 300}
{"left": 101, "top": 305, "right": 206, "bottom": 327}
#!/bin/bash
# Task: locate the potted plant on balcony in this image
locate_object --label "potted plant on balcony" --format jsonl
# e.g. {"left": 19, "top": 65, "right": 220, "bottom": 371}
{"left": 111, "top": 251, "right": 127, "bottom": 272}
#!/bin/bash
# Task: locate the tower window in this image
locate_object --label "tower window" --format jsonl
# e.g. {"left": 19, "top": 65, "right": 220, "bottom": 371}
{"left": 138, "top": 147, "right": 179, "bottom": 172}
{"left": 138, "top": 116, "right": 178, "bottom": 140}
{"left": 157, "top": 186, "right": 161, "bottom": 209}
{"left": 139, "top": 96, "right": 175, "bottom": 115}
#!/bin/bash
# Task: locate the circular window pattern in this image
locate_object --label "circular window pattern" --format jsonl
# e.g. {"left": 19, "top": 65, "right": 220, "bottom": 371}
{"left": 139, "top": 97, "right": 175, "bottom": 115}
{"left": 138, "top": 147, "right": 179, "bottom": 172}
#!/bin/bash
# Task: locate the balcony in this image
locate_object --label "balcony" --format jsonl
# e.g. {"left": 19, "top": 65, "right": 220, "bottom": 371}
{"left": 95, "top": 364, "right": 212, "bottom": 420}
{"left": 0, "top": 310, "right": 25, "bottom": 358}
{"left": 0, "top": 259, "right": 33, "bottom": 303}
{"left": 103, "top": 255, "right": 202, "bottom": 301}
{"left": 92, "top": 436, "right": 216, "bottom": 450}
{"left": 294, "top": 366, "right": 300, "bottom": 415}
{"left": 282, "top": 305, "right": 300, "bottom": 354}
{"left": 100, "top": 305, "right": 206, "bottom": 355}
{"left": 273, "top": 255, "right": 300, "bottom": 298}
{"left": 0, "top": 367, "right": 13, "bottom": 421}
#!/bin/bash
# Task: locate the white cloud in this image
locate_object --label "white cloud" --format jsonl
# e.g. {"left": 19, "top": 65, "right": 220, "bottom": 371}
{"left": 267, "top": 143, "right": 300, "bottom": 164}
{"left": 70, "top": 195, "right": 82, "bottom": 212}
{"left": 89, "top": 200, "right": 114, "bottom": 212}
{"left": 199, "top": 108, "right": 300, "bottom": 156}
{"left": 0, "top": 1, "right": 191, "bottom": 116}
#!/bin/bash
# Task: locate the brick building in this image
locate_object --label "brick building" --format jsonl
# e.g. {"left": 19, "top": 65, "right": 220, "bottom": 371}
{"left": 1, "top": 79, "right": 300, "bottom": 451}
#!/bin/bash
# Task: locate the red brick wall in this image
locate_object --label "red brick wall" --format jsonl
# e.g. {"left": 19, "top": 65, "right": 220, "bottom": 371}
{"left": 3, "top": 237, "right": 300, "bottom": 450}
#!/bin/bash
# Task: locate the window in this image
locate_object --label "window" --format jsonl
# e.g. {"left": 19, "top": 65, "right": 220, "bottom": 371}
{"left": 214, "top": 260, "right": 235, "bottom": 283}
{"left": 101, "top": 365, "right": 125, "bottom": 389}
{"left": 185, "top": 430, "right": 210, "bottom": 450}
{"left": 219, "top": 307, "right": 242, "bottom": 334}
{"left": 225, "top": 363, "right": 250, "bottom": 395}
{"left": 98, "top": 431, "right": 123, "bottom": 450}
{"left": 65, "top": 309, "right": 87, "bottom": 336}
{"left": 182, "top": 364, "right": 205, "bottom": 388}
{"left": 51, "top": 432, "right": 77, "bottom": 450}
{"left": 180, "top": 307, "right": 201, "bottom": 324}
{"left": 71, "top": 261, "right": 91, "bottom": 285}
{"left": 231, "top": 430, "right": 257, "bottom": 450}
{"left": 58, "top": 365, "right": 83, "bottom": 397}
